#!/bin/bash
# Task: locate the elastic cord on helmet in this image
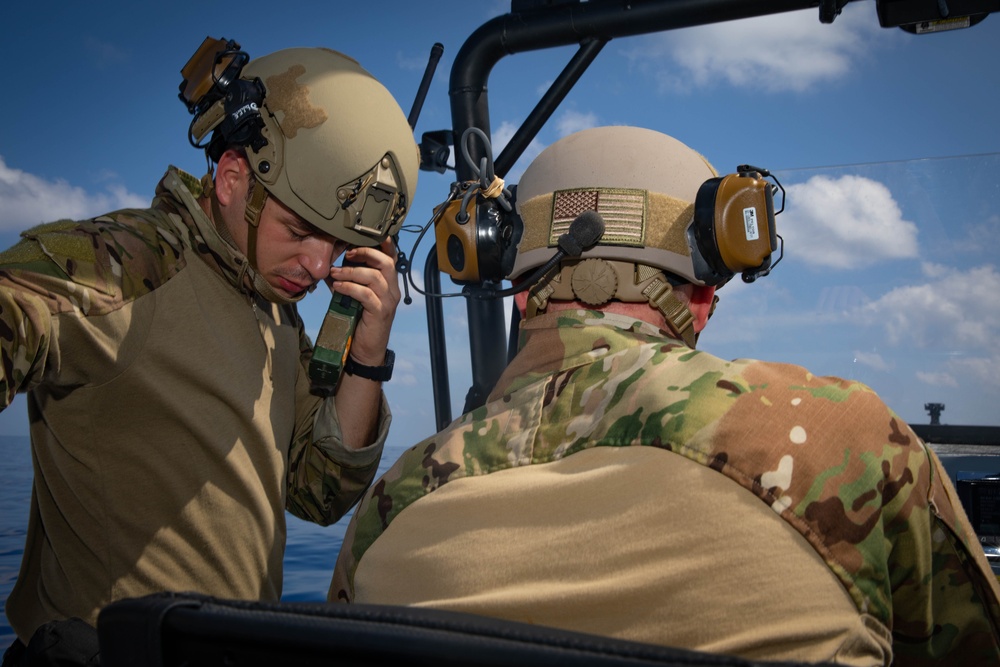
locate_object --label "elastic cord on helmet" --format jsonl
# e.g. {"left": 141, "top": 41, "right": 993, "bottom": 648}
{"left": 458, "top": 127, "right": 513, "bottom": 217}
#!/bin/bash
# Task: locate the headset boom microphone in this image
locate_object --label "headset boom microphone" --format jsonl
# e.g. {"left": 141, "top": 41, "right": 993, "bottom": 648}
{"left": 557, "top": 210, "right": 605, "bottom": 257}
{"left": 483, "top": 210, "right": 605, "bottom": 299}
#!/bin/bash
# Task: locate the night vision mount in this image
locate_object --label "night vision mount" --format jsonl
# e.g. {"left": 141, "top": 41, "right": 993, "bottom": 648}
{"left": 178, "top": 37, "right": 268, "bottom": 164}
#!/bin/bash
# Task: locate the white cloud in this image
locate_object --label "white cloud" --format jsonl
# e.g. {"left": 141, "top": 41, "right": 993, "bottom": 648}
{"left": 919, "top": 262, "right": 951, "bottom": 279}
{"left": 536, "top": 80, "right": 553, "bottom": 97}
{"left": 916, "top": 371, "right": 959, "bottom": 388}
{"left": 391, "top": 355, "right": 419, "bottom": 387}
{"left": 555, "top": 110, "right": 598, "bottom": 137}
{"left": 625, "top": 4, "right": 878, "bottom": 93}
{"left": 781, "top": 174, "right": 919, "bottom": 269}
{"left": 0, "top": 156, "right": 147, "bottom": 232}
{"left": 815, "top": 285, "right": 872, "bottom": 313}
{"left": 395, "top": 50, "right": 431, "bottom": 72}
{"left": 860, "top": 263, "right": 1000, "bottom": 348}
{"left": 948, "top": 355, "right": 1000, "bottom": 389}
{"left": 854, "top": 351, "right": 891, "bottom": 372}
{"left": 490, "top": 108, "right": 600, "bottom": 182}
{"left": 953, "top": 214, "right": 1000, "bottom": 255}
{"left": 490, "top": 121, "right": 518, "bottom": 154}
{"left": 700, "top": 279, "right": 828, "bottom": 347}
{"left": 491, "top": 121, "right": 546, "bottom": 183}
{"left": 84, "top": 36, "right": 128, "bottom": 68}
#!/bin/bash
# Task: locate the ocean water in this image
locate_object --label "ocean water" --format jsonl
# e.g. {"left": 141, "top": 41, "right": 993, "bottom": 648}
{"left": 0, "top": 436, "right": 31, "bottom": 646}
{"left": 0, "top": 435, "right": 408, "bottom": 646}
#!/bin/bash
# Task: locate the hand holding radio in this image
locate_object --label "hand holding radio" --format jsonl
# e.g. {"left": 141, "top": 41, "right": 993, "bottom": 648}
{"left": 309, "top": 239, "right": 400, "bottom": 395}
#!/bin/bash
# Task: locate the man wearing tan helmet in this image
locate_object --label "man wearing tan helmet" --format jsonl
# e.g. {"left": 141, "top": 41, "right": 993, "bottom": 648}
{"left": 331, "top": 126, "right": 999, "bottom": 666}
{"left": 0, "top": 40, "right": 417, "bottom": 665}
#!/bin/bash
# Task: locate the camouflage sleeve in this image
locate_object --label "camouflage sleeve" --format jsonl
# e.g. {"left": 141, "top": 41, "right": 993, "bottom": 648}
{"left": 330, "top": 322, "right": 1000, "bottom": 663}
{"left": 0, "top": 220, "right": 121, "bottom": 406}
{"left": 720, "top": 361, "right": 1000, "bottom": 664}
{"left": 0, "top": 281, "right": 54, "bottom": 407}
{"left": 889, "top": 446, "right": 1000, "bottom": 665}
{"left": 284, "top": 317, "right": 386, "bottom": 526}
{"left": 0, "top": 216, "right": 184, "bottom": 407}
{"left": 330, "top": 400, "right": 496, "bottom": 603}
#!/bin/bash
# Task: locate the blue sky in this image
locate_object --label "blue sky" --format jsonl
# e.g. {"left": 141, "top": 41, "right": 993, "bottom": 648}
{"left": 1, "top": 0, "right": 998, "bottom": 443}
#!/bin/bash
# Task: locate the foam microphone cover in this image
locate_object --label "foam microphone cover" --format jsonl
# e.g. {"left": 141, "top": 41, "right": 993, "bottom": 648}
{"left": 558, "top": 210, "right": 605, "bottom": 257}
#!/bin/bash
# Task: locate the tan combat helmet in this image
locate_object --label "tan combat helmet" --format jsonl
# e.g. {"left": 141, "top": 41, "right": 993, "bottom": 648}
{"left": 510, "top": 126, "right": 779, "bottom": 346}
{"left": 184, "top": 41, "right": 419, "bottom": 248}
{"left": 511, "top": 125, "right": 719, "bottom": 285}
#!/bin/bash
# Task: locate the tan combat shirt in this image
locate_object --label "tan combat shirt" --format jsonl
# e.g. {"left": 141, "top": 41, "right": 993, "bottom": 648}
{"left": 0, "top": 168, "right": 387, "bottom": 639}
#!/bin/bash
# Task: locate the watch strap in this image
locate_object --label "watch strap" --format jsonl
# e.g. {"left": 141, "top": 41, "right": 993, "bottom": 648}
{"left": 344, "top": 348, "right": 395, "bottom": 382}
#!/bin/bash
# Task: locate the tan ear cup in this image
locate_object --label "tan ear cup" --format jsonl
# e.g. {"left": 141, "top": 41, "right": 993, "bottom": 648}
{"left": 711, "top": 173, "right": 775, "bottom": 275}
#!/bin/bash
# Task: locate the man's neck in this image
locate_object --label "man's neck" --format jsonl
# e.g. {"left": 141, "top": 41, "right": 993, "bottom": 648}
{"left": 537, "top": 300, "right": 669, "bottom": 330}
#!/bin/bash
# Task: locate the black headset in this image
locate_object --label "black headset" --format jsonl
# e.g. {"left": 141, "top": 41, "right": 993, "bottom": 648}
{"left": 432, "top": 192, "right": 521, "bottom": 285}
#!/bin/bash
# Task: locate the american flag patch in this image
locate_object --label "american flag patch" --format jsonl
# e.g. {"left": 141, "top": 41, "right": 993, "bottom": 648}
{"left": 551, "top": 188, "right": 645, "bottom": 246}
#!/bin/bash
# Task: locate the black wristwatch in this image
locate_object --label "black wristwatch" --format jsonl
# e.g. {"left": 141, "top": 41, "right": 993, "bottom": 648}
{"left": 344, "top": 349, "right": 395, "bottom": 382}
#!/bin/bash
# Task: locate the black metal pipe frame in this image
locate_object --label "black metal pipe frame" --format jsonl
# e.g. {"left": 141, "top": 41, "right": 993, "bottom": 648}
{"left": 432, "top": 0, "right": 864, "bottom": 425}
{"left": 455, "top": 34, "right": 609, "bottom": 416}
{"left": 423, "top": 249, "right": 453, "bottom": 432}
{"left": 449, "top": 0, "right": 857, "bottom": 171}
{"left": 494, "top": 36, "right": 607, "bottom": 179}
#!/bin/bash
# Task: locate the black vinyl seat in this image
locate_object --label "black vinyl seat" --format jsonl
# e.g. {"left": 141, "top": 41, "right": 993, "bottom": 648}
{"left": 98, "top": 592, "right": 836, "bottom": 667}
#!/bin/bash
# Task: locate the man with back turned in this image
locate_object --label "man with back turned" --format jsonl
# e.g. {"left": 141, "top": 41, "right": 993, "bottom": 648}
{"left": 332, "top": 125, "right": 1000, "bottom": 666}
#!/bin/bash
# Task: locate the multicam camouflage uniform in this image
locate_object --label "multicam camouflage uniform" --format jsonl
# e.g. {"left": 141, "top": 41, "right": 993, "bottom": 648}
{"left": 0, "top": 167, "right": 387, "bottom": 640}
{"left": 333, "top": 309, "right": 1000, "bottom": 666}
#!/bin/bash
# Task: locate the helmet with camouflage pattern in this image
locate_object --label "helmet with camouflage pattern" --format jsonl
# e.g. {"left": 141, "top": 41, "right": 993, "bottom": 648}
{"left": 192, "top": 45, "right": 418, "bottom": 247}
{"left": 509, "top": 125, "right": 718, "bottom": 286}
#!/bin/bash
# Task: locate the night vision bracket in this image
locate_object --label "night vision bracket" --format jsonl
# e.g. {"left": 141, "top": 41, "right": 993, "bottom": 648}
{"left": 178, "top": 37, "right": 268, "bottom": 162}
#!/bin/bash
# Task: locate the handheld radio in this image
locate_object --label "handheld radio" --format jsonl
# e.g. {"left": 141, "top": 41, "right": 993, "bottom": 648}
{"left": 308, "top": 259, "right": 363, "bottom": 396}
{"left": 306, "top": 43, "right": 445, "bottom": 395}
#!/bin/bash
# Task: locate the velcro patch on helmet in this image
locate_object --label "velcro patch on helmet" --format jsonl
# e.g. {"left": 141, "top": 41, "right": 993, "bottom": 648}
{"left": 264, "top": 66, "right": 328, "bottom": 139}
{"left": 550, "top": 188, "right": 646, "bottom": 247}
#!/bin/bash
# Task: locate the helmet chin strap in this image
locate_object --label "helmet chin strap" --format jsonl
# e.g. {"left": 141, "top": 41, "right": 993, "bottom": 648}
{"left": 210, "top": 179, "right": 305, "bottom": 305}
{"left": 243, "top": 180, "right": 267, "bottom": 268}
{"left": 640, "top": 278, "right": 719, "bottom": 348}
{"left": 641, "top": 278, "right": 697, "bottom": 349}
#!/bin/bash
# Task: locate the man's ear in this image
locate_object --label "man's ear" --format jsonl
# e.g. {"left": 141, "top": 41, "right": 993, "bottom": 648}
{"left": 685, "top": 284, "right": 717, "bottom": 333}
{"left": 213, "top": 149, "right": 248, "bottom": 207}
